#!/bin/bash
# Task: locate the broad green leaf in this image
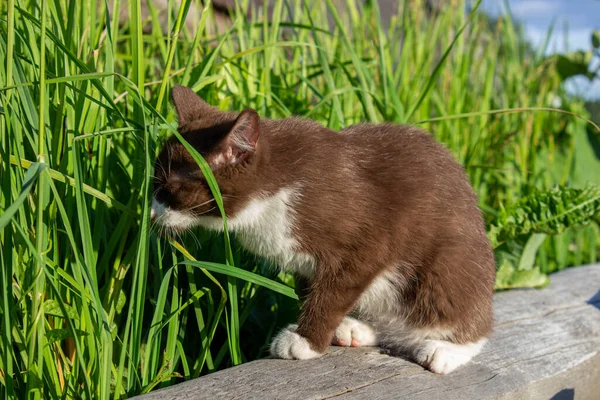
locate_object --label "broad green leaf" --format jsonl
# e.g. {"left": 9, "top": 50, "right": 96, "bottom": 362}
{"left": 46, "top": 328, "right": 88, "bottom": 344}
{"left": 517, "top": 233, "right": 548, "bottom": 271}
{"left": 495, "top": 260, "right": 550, "bottom": 290}
{"left": 44, "top": 299, "right": 79, "bottom": 320}
{"left": 553, "top": 50, "right": 593, "bottom": 80}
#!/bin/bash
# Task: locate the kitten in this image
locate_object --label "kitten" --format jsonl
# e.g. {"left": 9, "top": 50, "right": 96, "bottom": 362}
{"left": 152, "top": 86, "right": 496, "bottom": 374}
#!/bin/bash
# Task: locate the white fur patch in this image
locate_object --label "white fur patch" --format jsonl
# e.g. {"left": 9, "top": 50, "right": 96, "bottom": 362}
{"left": 413, "top": 338, "right": 486, "bottom": 374}
{"left": 364, "top": 310, "right": 484, "bottom": 374}
{"left": 151, "top": 198, "right": 197, "bottom": 230}
{"left": 152, "top": 188, "right": 316, "bottom": 277}
{"left": 270, "top": 324, "right": 321, "bottom": 360}
{"left": 332, "top": 317, "right": 378, "bottom": 347}
{"left": 355, "top": 270, "right": 403, "bottom": 317}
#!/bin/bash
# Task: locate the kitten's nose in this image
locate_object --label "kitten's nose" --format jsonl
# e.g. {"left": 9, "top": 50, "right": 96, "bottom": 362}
{"left": 150, "top": 207, "right": 157, "bottom": 221}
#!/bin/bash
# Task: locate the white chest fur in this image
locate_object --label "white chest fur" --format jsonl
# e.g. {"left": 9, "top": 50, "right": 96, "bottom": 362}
{"left": 194, "top": 188, "right": 317, "bottom": 277}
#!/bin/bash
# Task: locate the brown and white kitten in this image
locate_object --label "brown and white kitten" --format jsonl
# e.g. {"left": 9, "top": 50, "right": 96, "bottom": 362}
{"left": 152, "top": 86, "right": 496, "bottom": 374}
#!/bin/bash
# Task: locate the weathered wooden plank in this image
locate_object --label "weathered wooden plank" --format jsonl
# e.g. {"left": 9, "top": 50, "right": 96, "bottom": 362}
{"left": 135, "top": 265, "right": 600, "bottom": 400}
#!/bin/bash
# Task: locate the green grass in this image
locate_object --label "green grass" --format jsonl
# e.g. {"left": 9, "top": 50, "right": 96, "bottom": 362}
{"left": 1, "top": 0, "right": 599, "bottom": 398}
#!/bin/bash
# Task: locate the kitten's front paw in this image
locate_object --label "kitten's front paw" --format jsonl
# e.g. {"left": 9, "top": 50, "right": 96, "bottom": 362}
{"left": 270, "top": 324, "right": 322, "bottom": 360}
{"left": 414, "top": 339, "right": 485, "bottom": 375}
{"left": 332, "top": 317, "right": 378, "bottom": 347}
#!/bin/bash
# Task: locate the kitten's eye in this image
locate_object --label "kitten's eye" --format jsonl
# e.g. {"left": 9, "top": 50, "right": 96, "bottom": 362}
{"left": 188, "top": 170, "right": 203, "bottom": 179}
{"left": 154, "top": 185, "right": 177, "bottom": 205}
{"left": 179, "top": 167, "right": 202, "bottom": 179}
{"left": 167, "top": 168, "right": 199, "bottom": 182}
{"left": 154, "top": 186, "right": 166, "bottom": 202}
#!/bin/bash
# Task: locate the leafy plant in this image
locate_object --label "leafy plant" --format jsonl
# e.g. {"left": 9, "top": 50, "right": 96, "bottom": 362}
{"left": 489, "top": 184, "right": 600, "bottom": 247}
{"left": 550, "top": 29, "right": 600, "bottom": 81}
{"left": 490, "top": 184, "right": 600, "bottom": 289}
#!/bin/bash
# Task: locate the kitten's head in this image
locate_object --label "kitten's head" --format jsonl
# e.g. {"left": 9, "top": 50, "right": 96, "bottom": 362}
{"left": 151, "top": 85, "right": 261, "bottom": 232}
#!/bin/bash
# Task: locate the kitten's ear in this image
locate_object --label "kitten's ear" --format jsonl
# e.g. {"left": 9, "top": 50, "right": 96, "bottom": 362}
{"left": 216, "top": 109, "right": 260, "bottom": 166}
{"left": 229, "top": 109, "right": 260, "bottom": 151}
{"left": 171, "top": 85, "right": 213, "bottom": 126}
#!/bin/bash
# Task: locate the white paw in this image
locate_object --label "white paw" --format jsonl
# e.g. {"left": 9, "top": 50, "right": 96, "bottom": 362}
{"left": 332, "top": 317, "right": 378, "bottom": 347}
{"left": 270, "top": 324, "right": 322, "bottom": 360}
{"left": 414, "top": 339, "right": 486, "bottom": 375}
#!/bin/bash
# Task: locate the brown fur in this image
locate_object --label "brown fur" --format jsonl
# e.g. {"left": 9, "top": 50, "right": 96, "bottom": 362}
{"left": 154, "top": 85, "right": 495, "bottom": 357}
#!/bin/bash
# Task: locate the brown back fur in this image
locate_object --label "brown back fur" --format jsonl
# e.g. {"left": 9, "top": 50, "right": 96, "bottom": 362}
{"left": 154, "top": 86, "right": 496, "bottom": 353}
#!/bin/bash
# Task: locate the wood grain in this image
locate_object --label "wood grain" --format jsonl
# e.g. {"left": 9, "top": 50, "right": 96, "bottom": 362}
{"left": 134, "top": 264, "right": 600, "bottom": 400}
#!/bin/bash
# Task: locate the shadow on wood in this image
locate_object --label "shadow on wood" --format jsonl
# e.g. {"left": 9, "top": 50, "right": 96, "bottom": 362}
{"left": 587, "top": 291, "right": 600, "bottom": 310}
{"left": 550, "top": 388, "right": 575, "bottom": 400}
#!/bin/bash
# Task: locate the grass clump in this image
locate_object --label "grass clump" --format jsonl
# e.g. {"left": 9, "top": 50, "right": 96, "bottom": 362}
{"left": 1, "top": 0, "right": 599, "bottom": 398}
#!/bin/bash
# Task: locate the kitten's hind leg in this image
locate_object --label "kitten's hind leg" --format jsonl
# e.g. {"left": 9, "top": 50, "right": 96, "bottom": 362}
{"left": 412, "top": 338, "right": 487, "bottom": 375}
{"left": 332, "top": 317, "right": 378, "bottom": 348}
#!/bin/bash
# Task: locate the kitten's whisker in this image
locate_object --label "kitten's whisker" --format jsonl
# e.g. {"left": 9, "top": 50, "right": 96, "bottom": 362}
{"left": 182, "top": 195, "right": 238, "bottom": 213}
{"left": 185, "top": 198, "right": 217, "bottom": 211}
{"left": 185, "top": 227, "right": 201, "bottom": 248}
{"left": 151, "top": 174, "right": 165, "bottom": 183}
{"left": 149, "top": 218, "right": 164, "bottom": 237}
{"left": 167, "top": 143, "right": 173, "bottom": 178}
{"left": 156, "top": 214, "right": 168, "bottom": 226}
{"left": 196, "top": 206, "right": 217, "bottom": 215}
{"left": 155, "top": 157, "right": 168, "bottom": 181}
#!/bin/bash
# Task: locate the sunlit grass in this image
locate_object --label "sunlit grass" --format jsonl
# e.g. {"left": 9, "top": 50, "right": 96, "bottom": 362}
{"left": 0, "top": 0, "right": 599, "bottom": 398}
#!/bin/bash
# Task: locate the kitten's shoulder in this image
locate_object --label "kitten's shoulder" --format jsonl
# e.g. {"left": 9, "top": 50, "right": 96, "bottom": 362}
{"left": 342, "top": 121, "right": 429, "bottom": 137}
{"left": 341, "top": 122, "right": 443, "bottom": 150}
{"left": 261, "top": 115, "right": 333, "bottom": 136}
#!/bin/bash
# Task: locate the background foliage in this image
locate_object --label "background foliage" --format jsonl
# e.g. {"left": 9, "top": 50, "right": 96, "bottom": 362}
{"left": 1, "top": 0, "right": 600, "bottom": 398}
